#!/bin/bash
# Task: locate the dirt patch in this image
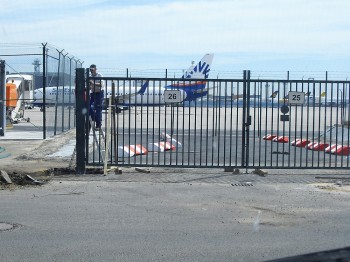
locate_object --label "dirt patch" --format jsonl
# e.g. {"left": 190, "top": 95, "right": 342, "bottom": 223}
{"left": 0, "top": 170, "right": 53, "bottom": 190}
{"left": 52, "top": 167, "right": 104, "bottom": 175}
{"left": 0, "top": 167, "right": 107, "bottom": 190}
{"left": 312, "top": 182, "right": 350, "bottom": 193}
{"left": 1, "top": 130, "right": 77, "bottom": 177}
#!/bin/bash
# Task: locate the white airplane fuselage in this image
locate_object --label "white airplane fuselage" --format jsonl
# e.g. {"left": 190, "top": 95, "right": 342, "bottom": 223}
{"left": 33, "top": 86, "right": 76, "bottom": 107}
{"left": 33, "top": 53, "right": 214, "bottom": 108}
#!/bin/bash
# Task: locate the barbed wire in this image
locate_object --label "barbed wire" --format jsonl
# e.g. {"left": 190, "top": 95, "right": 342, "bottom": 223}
{"left": 1, "top": 44, "right": 349, "bottom": 80}
{"left": 99, "top": 68, "right": 350, "bottom": 80}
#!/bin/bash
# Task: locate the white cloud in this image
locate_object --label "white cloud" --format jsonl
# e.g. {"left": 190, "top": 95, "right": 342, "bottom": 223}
{"left": 1, "top": 0, "right": 349, "bottom": 71}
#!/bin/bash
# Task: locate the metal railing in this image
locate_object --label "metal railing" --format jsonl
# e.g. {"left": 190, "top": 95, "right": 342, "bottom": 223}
{"left": 75, "top": 69, "right": 350, "bottom": 172}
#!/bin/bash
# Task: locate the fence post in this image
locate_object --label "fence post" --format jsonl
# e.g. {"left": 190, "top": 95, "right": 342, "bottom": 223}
{"left": 76, "top": 68, "right": 86, "bottom": 174}
{"left": 241, "top": 70, "right": 247, "bottom": 168}
{"left": 245, "top": 70, "right": 251, "bottom": 173}
{"left": 61, "top": 52, "right": 67, "bottom": 133}
{"left": 54, "top": 49, "right": 63, "bottom": 136}
{"left": 68, "top": 56, "right": 73, "bottom": 129}
{"left": 241, "top": 70, "right": 251, "bottom": 171}
{"left": 42, "top": 43, "right": 47, "bottom": 139}
{"left": 0, "top": 60, "right": 5, "bottom": 136}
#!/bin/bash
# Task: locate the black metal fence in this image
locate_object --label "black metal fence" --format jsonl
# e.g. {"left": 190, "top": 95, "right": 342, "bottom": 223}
{"left": 0, "top": 43, "right": 82, "bottom": 138}
{"left": 75, "top": 69, "right": 350, "bottom": 171}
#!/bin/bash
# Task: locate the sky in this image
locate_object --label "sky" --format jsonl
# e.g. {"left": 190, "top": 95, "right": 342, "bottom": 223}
{"left": 1, "top": 0, "right": 350, "bottom": 79}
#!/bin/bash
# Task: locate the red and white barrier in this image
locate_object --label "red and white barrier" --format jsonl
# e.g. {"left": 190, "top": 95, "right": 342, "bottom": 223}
{"left": 306, "top": 142, "right": 316, "bottom": 149}
{"left": 160, "top": 132, "right": 172, "bottom": 141}
{"left": 291, "top": 139, "right": 300, "bottom": 146}
{"left": 323, "top": 144, "right": 350, "bottom": 155}
{"left": 148, "top": 141, "right": 176, "bottom": 152}
{"left": 273, "top": 136, "right": 289, "bottom": 143}
{"left": 263, "top": 134, "right": 277, "bottom": 140}
{"left": 325, "top": 144, "right": 338, "bottom": 154}
{"left": 160, "top": 133, "right": 182, "bottom": 149}
{"left": 118, "top": 144, "right": 148, "bottom": 157}
{"left": 306, "top": 142, "right": 329, "bottom": 151}
{"left": 117, "top": 133, "right": 182, "bottom": 157}
{"left": 291, "top": 139, "right": 310, "bottom": 147}
{"left": 333, "top": 145, "right": 350, "bottom": 155}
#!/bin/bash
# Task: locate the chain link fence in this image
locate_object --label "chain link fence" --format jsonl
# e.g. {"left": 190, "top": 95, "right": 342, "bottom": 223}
{"left": 0, "top": 43, "right": 83, "bottom": 138}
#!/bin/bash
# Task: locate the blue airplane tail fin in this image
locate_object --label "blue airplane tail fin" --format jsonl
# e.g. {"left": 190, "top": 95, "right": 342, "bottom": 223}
{"left": 138, "top": 80, "right": 149, "bottom": 95}
{"left": 182, "top": 53, "right": 214, "bottom": 79}
{"left": 270, "top": 91, "right": 279, "bottom": 98}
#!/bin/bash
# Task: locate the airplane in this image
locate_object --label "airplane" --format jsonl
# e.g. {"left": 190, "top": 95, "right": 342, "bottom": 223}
{"left": 32, "top": 53, "right": 214, "bottom": 110}
{"left": 230, "top": 90, "right": 280, "bottom": 108}
{"left": 32, "top": 86, "right": 76, "bottom": 111}
{"left": 277, "top": 90, "right": 349, "bottom": 107}
{"left": 198, "top": 90, "right": 280, "bottom": 108}
{"left": 304, "top": 91, "right": 327, "bottom": 106}
{"left": 319, "top": 91, "right": 349, "bottom": 107}
{"left": 106, "top": 53, "right": 214, "bottom": 106}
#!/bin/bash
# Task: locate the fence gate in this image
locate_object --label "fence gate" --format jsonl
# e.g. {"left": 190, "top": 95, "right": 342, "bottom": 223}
{"left": 75, "top": 69, "right": 350, "bottom": 172}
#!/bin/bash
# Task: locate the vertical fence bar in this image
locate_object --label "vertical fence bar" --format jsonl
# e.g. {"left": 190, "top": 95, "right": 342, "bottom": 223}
{"left": 228, "top": 81, "right": 233, "bottom": 167}
{"left": 54, "top": 49, "right": 62, "bottom": 136}
{"left": 241, "top": 70, "right": 247, "bottom": 168}
{"left": 258, "top": 81, "right": 263, "bottom": 166}
{"left": 42, "top": 43, "right": 47, "bottom": 139}
{"left": 76, "top": 68, "right": 86, "bottom": 174}
{"left": 61, "top": 52, "right": 67, "bottom": 132}
{"left": 111, "top": 81, "right": 117, "bottom": 164}
{"left": 68, "top": 56, "right": 73, "bottom": 129}
{"left": 245, "top": 70, "right": 251, "bottom": 170}
{"left": 236, "top": 81, "right": 241, "bottom": 166}
{"left": 85, "top": 68, "right": 91, "bottom": 164}
{"left": 222, "top": 81, "right": 227, "bottom": 166}
{"left": 0, "top": 60, "right": 5, "bottom": 136}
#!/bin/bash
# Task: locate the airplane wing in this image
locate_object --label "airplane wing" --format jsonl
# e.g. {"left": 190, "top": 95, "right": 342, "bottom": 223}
{"left": 193, "top": 86, "right": 209, "bottom": 94}
{"left": 113, "top": 81, "right": 149, "bottom": 103}
{"left": 231, "top": 91, "right": 279, "bottom": 101}
{"left": 231, "top": 94, "right": 244, "bottom": 100}
{"left": 191, "top": 83, "right": 221, "bottom": 101}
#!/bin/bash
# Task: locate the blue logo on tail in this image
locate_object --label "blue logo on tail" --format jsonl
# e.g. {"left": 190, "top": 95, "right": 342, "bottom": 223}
{"left": 138, "top": 80, "right": 149, "bottom": 95}
{"left": 184, "top": 61, "right": 211, "bottom": 79}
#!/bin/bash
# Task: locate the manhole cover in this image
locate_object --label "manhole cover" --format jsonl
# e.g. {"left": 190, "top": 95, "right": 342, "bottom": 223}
{"left": 0, "top": 222, "right": 19, "bottom": 231}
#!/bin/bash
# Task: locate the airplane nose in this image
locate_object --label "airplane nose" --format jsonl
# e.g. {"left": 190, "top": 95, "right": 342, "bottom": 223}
{"left": 33, "top": 92, "right": 42, "bottom": 101}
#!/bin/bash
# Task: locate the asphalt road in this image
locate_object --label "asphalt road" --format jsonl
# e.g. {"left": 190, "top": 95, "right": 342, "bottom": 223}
{"left": 0, "top": 177, "right": 349, "bottom": 262}
{"left": 1, "top": 105, "right": 350, "bottom": 261}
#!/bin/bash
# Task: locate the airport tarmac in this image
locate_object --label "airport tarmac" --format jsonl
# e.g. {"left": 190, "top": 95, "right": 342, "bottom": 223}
{"left": 1, "top": 127, "right": 349, "bottom": 187}
{"left": 1, "top": 106, "right": 350, "bottom": 178}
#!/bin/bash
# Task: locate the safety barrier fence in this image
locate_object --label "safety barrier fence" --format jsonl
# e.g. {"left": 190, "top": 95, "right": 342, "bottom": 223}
{"left": 75, "top": 69, "right": 350, "bottom": 172}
